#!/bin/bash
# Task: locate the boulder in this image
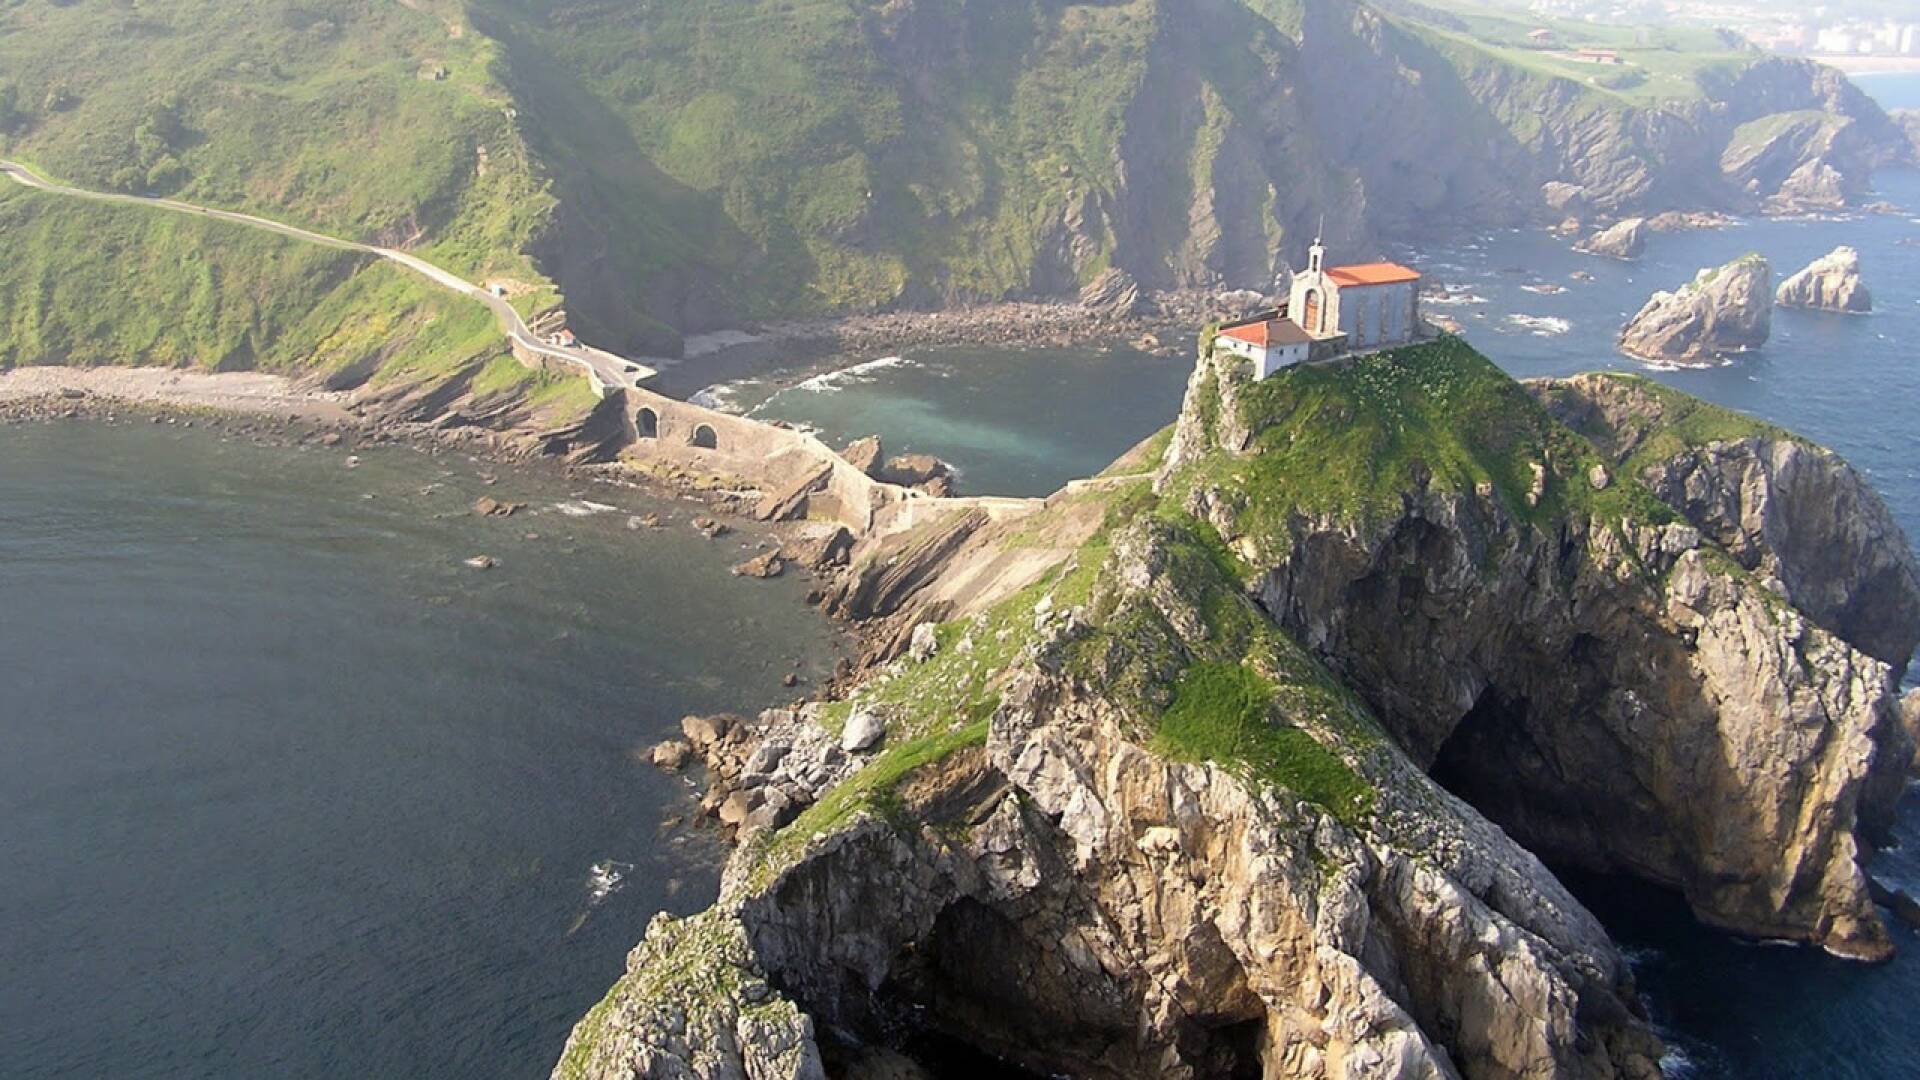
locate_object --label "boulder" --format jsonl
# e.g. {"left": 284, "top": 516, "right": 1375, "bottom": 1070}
{"left": 907, "top": 622, "right": 940, "bottom": 662}
{"left": 1775, "top": 245, "right": 1872, "bottom": 313}
{"left": 463, "top": 554, "right": 497, "bottom": 570}
{"left": 1212, "top": 289, "right": 1267, "bottom": 320}
{"left": 650, "top": 739, "right": 693, "bottom": 770}
{"left": 1574, "top": 217, "right": 1647, "bottom": 260}
{"left": 839, "top": 709, "right": 885, "bottom": 753}
{"left": 732, "top": 551, "right": 786, "bottom": 580}
{"left": 472, "top": 496, "right": 523, "bottom": 517}
{"left": 1619, "top": 254, "right": 1772, "bottom": 365}
{"left": 1540, "top": 180, "right": 1589, "bottom": 216}
{"left": 681, "top": 713, "right": 735, "bottom": 750}
{"left": 1077, "top": 267, "right": 1143, "bottom": 316}
{"left": 840, "top": 435, "right": 884, "bottom": 477}
{"left": 879, "top": 453, "right": 953, "bottom": 489}
{"left": 779, "top": 522, "right": 855, "bottom": 569}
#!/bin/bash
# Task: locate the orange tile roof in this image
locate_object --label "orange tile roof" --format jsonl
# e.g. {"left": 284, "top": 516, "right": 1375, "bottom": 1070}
{"left": 1326, "top": 262, "right": 1421, "bottom": 287}
{"left": 1219, "top": 318, "right": 1313, "bottom": 347}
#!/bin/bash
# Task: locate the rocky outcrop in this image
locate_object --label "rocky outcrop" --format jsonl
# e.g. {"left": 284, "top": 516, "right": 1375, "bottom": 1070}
{"left": 1077, "top": 267, "right": 1145, "bottom": 316}
{"left": 559, "top": 339, "right": 1918, "bottom": 1079}
{"left": 560, "top": 513, "right": 1664, "bottom": 1080}
{"left": 1619, "top": 254, "right": 1772, "bottom": 365}
{"left": 1158, "top": 342, "right": 1914, "bottom": 962}
{"left": 1532, "top": 373, "right": 1920, "bottom": 672}
{"left": 840, "top": 435, "right": 884, "bottom": 478}
{"left": 1575, "top": 218, "right": 1648, "bottom": 260}
{"left": 1775, "top": 246, "right": 1872, "bottom": 313}
{"left": 1897, "top": 109, "right": 1920, "bottom": 159}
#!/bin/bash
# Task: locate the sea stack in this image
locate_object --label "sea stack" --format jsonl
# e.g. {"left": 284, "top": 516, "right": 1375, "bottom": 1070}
{"left": 1620, "top": 253, "right": 1772, "bottom": 365}
{"left": 1575, "top": 217, "right": 1647, "bottom": 260}
{"left": 1776, "top": 245, "right": 1872, "bottom": 313}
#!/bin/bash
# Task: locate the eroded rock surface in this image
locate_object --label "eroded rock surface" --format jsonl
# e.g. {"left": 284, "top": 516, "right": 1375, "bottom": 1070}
{"left": 1575, "top": 218, "right": 1647, "bottom": 260}
{"left": 1775, "top": 245, "right": 1872, "bottom": 313}
{"left": 557, "top": 339, "right": 1917, "bottom": 1080}
{"left": 1159, "top": 344, "right": 1913, "bottom": 960}
{"left": 1619, "top": 254, "right": 1772, "bottom": 364}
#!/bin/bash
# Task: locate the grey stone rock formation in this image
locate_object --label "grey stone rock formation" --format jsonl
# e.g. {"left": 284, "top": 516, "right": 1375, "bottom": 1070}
{"left": 556, "top": 342, "right": 1918, "bottom": 1080}
{"left": 1619, "top": 254, "right": 1772, "bottom": 364}
{"left": 1575, "top": 217, "right": 1648, "bottom": 260}
{"left": 1776, "top": 245, "right": 1872, "bottom": 313}
{"left": 1077, "top": 267, "right": 1144, "bottom": 316}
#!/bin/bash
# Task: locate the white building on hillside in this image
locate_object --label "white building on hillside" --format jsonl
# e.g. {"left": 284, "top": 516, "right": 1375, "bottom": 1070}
{"left": 1216, "top": 315, "right": 1315, "bottom": 377}
{"left": 1287, "top": 239, "right": 1422, "bottom": 352}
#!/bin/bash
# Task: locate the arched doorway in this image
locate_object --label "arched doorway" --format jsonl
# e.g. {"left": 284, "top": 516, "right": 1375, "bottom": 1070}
{"left": 1302, "top": 288, "right": 1322, "bottom": 335}
{"left": 691, "top": 423, "right": 718, "bottom": 450}
{"left": 637, "top": 408, "right": 659, "bottom": 439}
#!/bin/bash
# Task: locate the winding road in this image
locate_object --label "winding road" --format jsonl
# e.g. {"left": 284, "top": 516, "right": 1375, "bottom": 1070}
{"left": 0, "top": 159, "right": 655, "bottom": 393}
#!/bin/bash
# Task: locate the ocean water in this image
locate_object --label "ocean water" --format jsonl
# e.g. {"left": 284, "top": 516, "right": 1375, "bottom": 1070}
{"left": 0, "top": 425, "right": 843, "bottom": 1079}
{"left": 700, "top": 344, "right": 1195, "bottom": 498}
{"left": 697, "top": 75, "right": 1920, "bottom": 1077}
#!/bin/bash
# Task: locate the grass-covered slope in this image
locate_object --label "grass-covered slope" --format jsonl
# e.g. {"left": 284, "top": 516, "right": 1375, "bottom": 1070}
{"left": 0, "top": 0, "right": 554, "bottom": 289}
{"left": 0, "top": 184, "right": 591, "bottom": 417}
{"left": 1164, "top": 337, "right": 1688, "bottom": 549}
{"left": 1, "top": 0, "right": 1904, "bottom": 361}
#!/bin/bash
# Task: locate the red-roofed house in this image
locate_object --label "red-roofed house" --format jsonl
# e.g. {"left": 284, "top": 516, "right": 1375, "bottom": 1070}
{"left": 1216, "top": 314, "right": 1315, "bottom": 377}
{"left": 1287, "top": 238, "right": 1422, "bottom": 351}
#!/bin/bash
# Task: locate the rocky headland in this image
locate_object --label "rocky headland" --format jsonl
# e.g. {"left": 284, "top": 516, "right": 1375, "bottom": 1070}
{"left": 1619, "top": 254, "right": 1774, "bottom": 365}
{"left": 554, "top": 337, "right": 1919, "bottom": 1079}
{"left": 1776, "top": 245, "right": 1873, "bottom": 313}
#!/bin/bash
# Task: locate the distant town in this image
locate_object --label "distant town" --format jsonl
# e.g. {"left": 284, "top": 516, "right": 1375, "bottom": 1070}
{"left": 1522, "top": 0, "right": 1920, "bottom": 66}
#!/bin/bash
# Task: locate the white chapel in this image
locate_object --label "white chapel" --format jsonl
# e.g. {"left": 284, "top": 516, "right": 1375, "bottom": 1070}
{"left": 1216, "top": 238, "right": 1423, "bottom": 378}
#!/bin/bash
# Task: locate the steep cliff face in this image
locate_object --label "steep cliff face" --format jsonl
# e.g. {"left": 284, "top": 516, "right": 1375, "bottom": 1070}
{"left": 1157, "top": 341, "right": 1915, "bottom": 960}
{"left": 559, "top": 494, "right": 1664, "bottom": 1079}
{"left": 0, "top": 0, "right": 1904, "bottom": 348}
{"left": 556, "top": 339, "right": 1917, "bottom": 1078}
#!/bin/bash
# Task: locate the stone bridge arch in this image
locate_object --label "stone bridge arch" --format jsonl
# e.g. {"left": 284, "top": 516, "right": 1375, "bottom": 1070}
{"left": 637, "top": 407, "right": 659, "bottom": 439}
{"left": 690, "top": 423, "right": 719, "bottom": 450}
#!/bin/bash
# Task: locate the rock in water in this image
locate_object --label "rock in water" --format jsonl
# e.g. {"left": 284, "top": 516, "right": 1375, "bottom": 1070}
{"left": 472, "top": 496, "right": 524, "bottom": 517}
{"left": 649, "top": 740, "right": 693, "bottom": 771}
{"left": 1620, "top": 253, "right": 1772, "bottom": 364}
{"left": 1776, "top": 245, "right": 1872, "bottom": 313}
{"left": 878, "top": 453, "right": 954, "bottom": 492}
{"left": 731, "top": 551, "right": 786, "bottom": 580}
{"left": 1575, "top": 217, "right": 1647, "bottom": 260}
{"left": 1077, "top": 267, "right": 1143, "bottom": 317}
{"left": 840, "top": 435, "right": 883, "bottom": 477}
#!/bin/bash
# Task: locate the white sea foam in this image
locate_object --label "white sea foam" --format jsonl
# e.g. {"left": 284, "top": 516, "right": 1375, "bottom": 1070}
{"left": 689, "top": 382, "right": 752, "bottom": 413}
{"left": 586, "top": 859, "right": 634, "bottom": 905}
{"left": 1505, "top": 314, "right": 1571, "bottom": 336}
{"left": 793, "top": 354, "right": 911, "bottom": 394}
{"left": 555, "top": 500, "right": 618, "bottom": 517}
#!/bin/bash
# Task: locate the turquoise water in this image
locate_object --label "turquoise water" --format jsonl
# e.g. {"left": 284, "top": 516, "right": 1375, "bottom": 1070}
{"left": 0, "top": 425, "right": 843, "bottom": 1079}
{"left": 701, "top": 344, "right": 1195, "bottom": 498}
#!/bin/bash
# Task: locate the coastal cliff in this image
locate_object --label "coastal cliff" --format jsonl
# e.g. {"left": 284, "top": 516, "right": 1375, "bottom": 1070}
{"left": 554, "top": 338, "right": 1918, "bottom": 1077}
{"left": 1, "top": 0, "right": 1909, "bottom": 357}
